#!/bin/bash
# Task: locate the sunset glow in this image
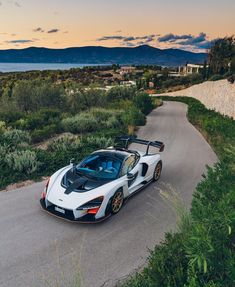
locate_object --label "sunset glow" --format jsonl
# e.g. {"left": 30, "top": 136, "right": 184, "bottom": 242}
{"left": 0, "top": 0, "right": 234, "bottom": 51}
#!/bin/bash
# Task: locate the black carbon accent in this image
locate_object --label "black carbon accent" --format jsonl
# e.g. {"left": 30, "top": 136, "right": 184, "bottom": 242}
{"left": 142, "top": 163, "right": 148, "bottom": 176}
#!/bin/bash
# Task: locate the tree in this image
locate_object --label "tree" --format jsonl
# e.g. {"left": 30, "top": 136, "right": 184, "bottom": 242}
{"left": 230, "top": 56, "right": 235, "bottom": 73}
{"left": 208, "top": 36, "right": 235, "bottom": 75}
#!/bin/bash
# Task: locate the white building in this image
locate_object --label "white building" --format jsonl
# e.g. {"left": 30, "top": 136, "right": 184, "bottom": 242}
{"left": 178, "top": 63, "right": 207, "bottom": 76}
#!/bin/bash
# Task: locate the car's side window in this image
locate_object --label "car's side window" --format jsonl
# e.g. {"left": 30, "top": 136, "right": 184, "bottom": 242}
{"left": 121, "top": 155, "right": 137, "bottom": 176}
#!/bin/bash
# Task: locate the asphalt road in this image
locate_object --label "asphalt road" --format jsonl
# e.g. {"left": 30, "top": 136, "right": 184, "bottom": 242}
{"left": 0, "top": 102, "right": 217, "bottom": 287}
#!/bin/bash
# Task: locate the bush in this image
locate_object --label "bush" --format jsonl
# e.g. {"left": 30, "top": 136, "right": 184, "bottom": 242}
{"left": 133, "top": 92, "right": 154, "bottom": 115}
{"left": 227, "top": 75, "right": 235, "bottom": 84}
{"left": 122, "top": 107, "right": 146, "bottom": 126}
{"left": 62, "top": 113, "right": 99, "bottom": 134}
{"left": 5, "top": 150, "right": 39, "bottom": 175}
{"left": 0, "top": 121, "right": 6, "bottom": 133}
{"left": 80, "top": 136, "right": 114, "bottom": 149}
{"left": 121, "top": 233, "right": 188, "bottom": 287}
{"left": 209, "top": 74, "right": 224, "bottom": 81}
{"left": 31, "top": 124, "right": 59, "bottom": 143}
{"left": 107, "top": 86, "right": 136, "bottom": 102}
{"left": 47, "top": 135, "right": 81, "bottom": 152}
{"left": 2, "top": 129, "right": 31, "bottom": 146}
{"left": 0, "top": 144, "right": 8, "bottom": 159}
{"left": 0, "top": 110, "right": 24, "bottom": 124}
{"left": 14, "top": 108, "right": 62, "bottom": 131}
{"left": 61, "top": 109, "right": 124, "bottom": 134}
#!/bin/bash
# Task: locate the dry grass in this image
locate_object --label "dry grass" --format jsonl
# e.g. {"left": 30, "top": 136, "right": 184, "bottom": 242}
{"left": 155, "top": 183, "right": 191, "bottom": 234}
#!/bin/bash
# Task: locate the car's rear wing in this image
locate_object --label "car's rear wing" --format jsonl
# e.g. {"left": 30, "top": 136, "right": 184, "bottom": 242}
{"left": 115, "top": 136, "right": 164, "bottom": 155}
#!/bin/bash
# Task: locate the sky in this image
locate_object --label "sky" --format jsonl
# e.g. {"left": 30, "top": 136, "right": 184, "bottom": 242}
{"left": 0, "top": 0, "right": 234, "bottom": 52}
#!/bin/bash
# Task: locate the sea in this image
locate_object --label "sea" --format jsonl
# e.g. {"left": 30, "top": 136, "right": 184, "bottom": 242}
{"left": 0, "top": 63, "right": 109, "bottom": 73}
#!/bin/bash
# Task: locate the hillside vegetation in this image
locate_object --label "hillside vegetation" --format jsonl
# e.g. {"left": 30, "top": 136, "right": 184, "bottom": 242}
{"left": 120, "top": 97, "right": 235, "bottom": 287}
{"left": 0, "top": 83, "right": 160, "bottom": 189}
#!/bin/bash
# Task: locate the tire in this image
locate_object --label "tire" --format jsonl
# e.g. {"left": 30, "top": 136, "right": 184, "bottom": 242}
{"left": 110, "top": 189, "right": 124, "bottom": 214}
{"left": 153, "top": 161, "right": 162, "bottom": 181}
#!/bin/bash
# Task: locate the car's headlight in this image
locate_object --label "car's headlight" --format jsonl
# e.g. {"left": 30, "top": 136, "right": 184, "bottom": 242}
{"left": 41, "top": 177, "right": 50, "bottom": 199}
{"left": 76, "top": 196, "right": 104, "bottom": 214}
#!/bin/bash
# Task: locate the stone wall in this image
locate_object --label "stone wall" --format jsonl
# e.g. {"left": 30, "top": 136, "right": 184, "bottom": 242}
{"left": 156, "top": 80, "right": 235, "bottom": 119}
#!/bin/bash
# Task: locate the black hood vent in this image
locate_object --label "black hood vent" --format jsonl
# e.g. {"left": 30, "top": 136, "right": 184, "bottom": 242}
{"left": 62, "top": 168, "right": 110, "bottom": 194}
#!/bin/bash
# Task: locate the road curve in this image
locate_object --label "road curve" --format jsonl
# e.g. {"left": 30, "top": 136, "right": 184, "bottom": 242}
{"left": 0, "top": 102, "right": 217, "bottom": 287}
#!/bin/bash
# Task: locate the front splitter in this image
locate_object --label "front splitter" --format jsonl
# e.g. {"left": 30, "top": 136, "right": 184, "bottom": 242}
{"left": 40, "top": 198, "right": 111, "bottom": 224}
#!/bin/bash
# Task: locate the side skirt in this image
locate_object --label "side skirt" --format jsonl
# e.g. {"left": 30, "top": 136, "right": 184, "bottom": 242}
{"left": 124, "top": 179, "right": 153, "bottom": 203}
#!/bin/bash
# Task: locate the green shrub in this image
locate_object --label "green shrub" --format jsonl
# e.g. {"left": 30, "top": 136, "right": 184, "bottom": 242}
{"left": 107, "top": 86, "right": 136, "bottom": 102}
{"left": 14, "top": 108, "right": 62, "bottom": 131}
{"left": 0, "top": 121, "right": 6, "bottom": 133}
{"left": 80, "top": 136, "right": 114, "bottom": 149}
{"left": 133, "top": 92, "right": 154, "bottom": 115}
{"left": 0, "top": 144, "right": 8, "bottom": 159}
{"left": 209, "top": 74, "right": 224, "bottom": 81}
{"left": 2, "top": 129, "right": 31, "bottom": 146}
{"left": 62, "top": 113, "right": 99, "bottom": 134}
{"left": 5, "top": 150, "right": 39, "bottom": 175}
{"left": 0, "top": 110, "right": 24, "bottom": 124}
{"left": 121, "top": 233, "right": 188, "bottom": 287}
{"left": 122, "top": 107, "right": 146, "bottom": 126}
{"left": 47, "top": 135, "right": 81, "bottom": 152}
{"left": 31, "top": 124, "right": 59, "bottom": 143}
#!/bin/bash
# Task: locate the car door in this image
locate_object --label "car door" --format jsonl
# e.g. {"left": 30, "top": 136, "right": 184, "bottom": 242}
{"left": 120, "top": 154, "right": 141, "bottom": 195}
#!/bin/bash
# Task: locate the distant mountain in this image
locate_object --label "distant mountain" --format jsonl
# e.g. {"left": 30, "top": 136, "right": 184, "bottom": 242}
{"left": 0, "top": 45, "right": 207, "bottom": 66}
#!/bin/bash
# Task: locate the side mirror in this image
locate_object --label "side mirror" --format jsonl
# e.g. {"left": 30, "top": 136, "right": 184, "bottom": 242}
{"left": 127, "top": 173, "right": 135, "bottom": 180}
{"left": 70, "top": 158, "right": 76, "bottom": 171}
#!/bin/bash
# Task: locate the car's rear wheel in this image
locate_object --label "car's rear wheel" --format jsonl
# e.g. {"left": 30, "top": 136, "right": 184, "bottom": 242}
{"left": 153, "top": 161, "right": 162, "bottom": 181}
{"left": 111, "top": 190, "right": 124, "bottom": 214}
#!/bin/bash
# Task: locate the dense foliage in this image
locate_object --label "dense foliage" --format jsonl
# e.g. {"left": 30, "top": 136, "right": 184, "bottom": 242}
{"left": 209, "top": 36, "right": 235, "bottom": 75}
{"left": 121, "top": 97, "right": 235, "bottom": 287}
{"left": 0, "top": 84, "right": 158, "bottom": 189}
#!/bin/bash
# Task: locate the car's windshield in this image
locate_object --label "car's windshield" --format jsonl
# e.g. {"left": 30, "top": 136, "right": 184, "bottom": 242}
{"left": 76, "top": 153, "right": 123, "bottom": 180}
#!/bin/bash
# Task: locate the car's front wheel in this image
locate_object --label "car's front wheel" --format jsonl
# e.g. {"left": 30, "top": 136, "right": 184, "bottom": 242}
{"left": 153, "top": 161, "right": 162, "bottom": 181}
{"left": 111, "top": 190, "right": 124, "bottom": 214}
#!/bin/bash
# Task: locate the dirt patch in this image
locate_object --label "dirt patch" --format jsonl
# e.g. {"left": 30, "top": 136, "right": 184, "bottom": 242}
{"left": 1, "top": 176, "right": 49, "bottom": 192}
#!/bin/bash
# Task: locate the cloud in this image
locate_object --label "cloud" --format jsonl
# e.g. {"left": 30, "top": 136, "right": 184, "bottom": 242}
{"left": 96, "top": 35, "right": 126, "bottom": 41}
{"left": 0, "top": 0, "right": 21, "bottom": 7}
{"left": 5, "top": 39, "right": 34, "bottom": 44}
{"left": 14, "top": 1, "right": 21, "bottom": 7}
{"left": 158, "top": 33, "right": 192, "bottom": 42}
{"left": 47, "top": 28, "right": 59, "bottom": 34}
{"left": 157, "top": 32, "right": 213, "bottom": 51}
{"left": 96, "top": 34, "right": 157, "bottom": 47}
{"left": 177, "top": 33, "right": 213, "bottom": 49}
{"left": 33, "top": 27, "right": 44, "bottom": 33}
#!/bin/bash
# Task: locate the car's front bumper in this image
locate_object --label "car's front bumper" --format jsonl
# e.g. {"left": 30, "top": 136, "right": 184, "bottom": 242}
{"left": 40, "top": 198, "right": 110, "bottom": 224}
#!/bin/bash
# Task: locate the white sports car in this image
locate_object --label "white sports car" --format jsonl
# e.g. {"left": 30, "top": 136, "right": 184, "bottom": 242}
{"left": 40, "top": 137, "right": 164, "bottom": 223}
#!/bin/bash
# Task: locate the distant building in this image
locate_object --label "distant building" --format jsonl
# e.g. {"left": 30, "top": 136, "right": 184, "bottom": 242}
{"left": 148, "top": 81, "right": 155, "bottom": 88}
{"left": 178, "top": 63, "right": 207, "bottom": 76}
{"left": 120, "top": 80, "right": 136, "bottom": 87}
{"left": 119, "top": 66, "right": 136, "bottom": 75}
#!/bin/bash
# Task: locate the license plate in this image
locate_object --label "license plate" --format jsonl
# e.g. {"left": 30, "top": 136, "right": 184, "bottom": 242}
{"left": 55, "top": 206, "right": 65, "bottom": 214}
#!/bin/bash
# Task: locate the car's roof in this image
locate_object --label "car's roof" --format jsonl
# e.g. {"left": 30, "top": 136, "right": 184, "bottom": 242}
{"left": 92, "top": 148, "right": 135, "bottom": 161}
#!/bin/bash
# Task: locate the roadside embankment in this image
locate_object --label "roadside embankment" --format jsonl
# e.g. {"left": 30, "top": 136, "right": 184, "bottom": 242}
{"left": 154, "top": 79, "right": 235, "bottom": 119}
